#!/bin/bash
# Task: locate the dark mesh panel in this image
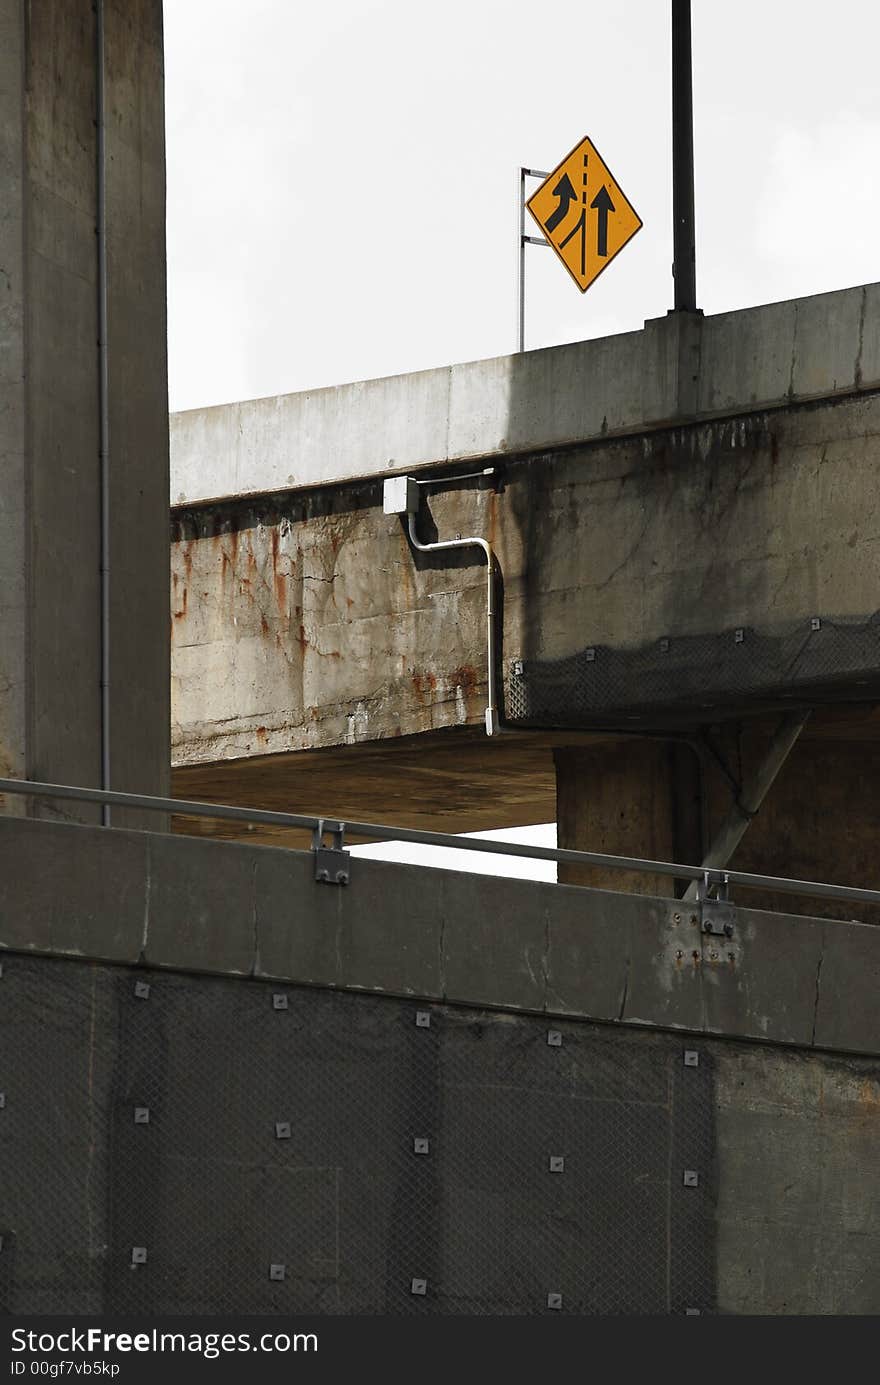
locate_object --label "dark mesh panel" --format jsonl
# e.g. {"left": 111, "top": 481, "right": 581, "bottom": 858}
{"left": 505, "top": 614, "right": 880, "bottom": 728}
{"left": 0, "top": 955, "right": 715, "bottom": 1315}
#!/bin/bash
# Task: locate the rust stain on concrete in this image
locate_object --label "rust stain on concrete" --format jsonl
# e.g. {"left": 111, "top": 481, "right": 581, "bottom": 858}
{"left": 412, "top": 671, "right": 437, "bottom": 703}
{"left": 857, "top": 1077, "right": 880, "bottom": 1112}
{"left": 274, "top": 570, "right": 288, "bottom": 612}
{"left": 453, "top": 665, "right": 479, "bottom": 697}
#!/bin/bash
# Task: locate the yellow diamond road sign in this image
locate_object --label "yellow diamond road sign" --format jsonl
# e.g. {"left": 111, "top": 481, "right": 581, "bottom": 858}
{"left": 527, "top": 135, "right": 642, "bottom": 293}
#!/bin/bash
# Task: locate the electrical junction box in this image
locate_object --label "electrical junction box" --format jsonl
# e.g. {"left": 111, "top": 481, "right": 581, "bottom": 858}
{"left": 383, "top": 476, "right": 419, "bottom": 516}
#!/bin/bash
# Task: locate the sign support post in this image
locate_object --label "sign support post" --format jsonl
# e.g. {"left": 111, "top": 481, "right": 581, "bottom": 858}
{"left": 518, "top": 166, "right": 550, "bottom": 352}
{"left": 672, "top": 0, "right": 697, "bottom": 311}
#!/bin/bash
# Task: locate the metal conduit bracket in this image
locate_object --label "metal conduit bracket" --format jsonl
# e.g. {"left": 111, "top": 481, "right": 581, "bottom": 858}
{"left": 695, "top": 869, "right": 735, "bottom": 937}
{"left": 312, "top": 819, "right": 351, "bottom": 886}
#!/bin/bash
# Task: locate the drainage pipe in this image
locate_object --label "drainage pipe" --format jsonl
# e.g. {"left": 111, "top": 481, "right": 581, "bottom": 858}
{"left": 406, "top": 512, "right": 499, "bottom": 736}
{"left": 96, "top": 0, "right": 111, "bottom": 825}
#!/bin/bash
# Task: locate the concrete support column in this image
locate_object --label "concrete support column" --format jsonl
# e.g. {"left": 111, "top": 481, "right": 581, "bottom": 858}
{"left": 0, "top": 0, "right": 169, "bottom": 824}
{"left": 554, "top": 740, "right": 703, "bottom": 897}
{"left": 702, "top": 728, "right": 880, "bottom": 924}
{"left": 555, "top": 725, "right": 880, "bottom": 925}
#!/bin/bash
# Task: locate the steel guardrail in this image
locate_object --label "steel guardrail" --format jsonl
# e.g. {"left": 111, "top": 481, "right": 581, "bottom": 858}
{"left": 1, "top": 776, "right": 879, "bottom": 908}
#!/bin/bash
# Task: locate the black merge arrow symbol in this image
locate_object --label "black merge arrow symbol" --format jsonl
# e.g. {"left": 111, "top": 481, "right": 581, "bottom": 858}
{"left": 590, "top": 184, "right": 615, "bottom": 257}
{"left": 545, "top": 173, "right": 578, "bottom": 234}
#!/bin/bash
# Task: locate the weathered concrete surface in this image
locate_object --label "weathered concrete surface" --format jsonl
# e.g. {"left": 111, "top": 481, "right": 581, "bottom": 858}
{"left": 700, "top": 724, "right": 880, "bottom": 921}
{"left": 714, "top": 1046, "right": 880, "bottom": 1315}
{"left": 1, "top": 814, "right": 878, "bottom": 1314}
{"left": 555, "top": 740, "right": 693, "bottom": 898}
{"left": 554, "top": 722, "right": 880, "bottom": 923}
{"left": 170, "top": 284, "right": 880, "bottom": 504}
{"left": 2, "top": 814, "right": 878, "bottom": 1058}
{"left": 172, "top": 391, "right": 880, "bottom": 763}
{"left": 170, "top": 376, "right": 880, "bottom": 916}
{"left": 169, "top": 285, "right": 880, "bottom": 919}
{"left": 170, "top": 481, "right": 497, "bottom": 765}
{"left": 0, "top": 0, "right": 169, "bottom": 826}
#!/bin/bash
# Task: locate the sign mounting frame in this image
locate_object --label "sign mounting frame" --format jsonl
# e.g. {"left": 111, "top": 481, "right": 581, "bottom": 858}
{"left": 517, "top": 165, "right": 551, "bottom": 353}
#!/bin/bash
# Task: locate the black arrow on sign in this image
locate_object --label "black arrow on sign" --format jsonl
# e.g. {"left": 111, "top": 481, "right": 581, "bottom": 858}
{"left": 590, "top": 184, "right": 615, "bottom": 257}
{"left": 545, "top": 173, "right": 578, "bottom": 234}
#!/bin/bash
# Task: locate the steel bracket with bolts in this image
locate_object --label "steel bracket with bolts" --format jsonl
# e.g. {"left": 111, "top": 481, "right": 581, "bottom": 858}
{"left": 696, "top": 869, "right": 736, "bottom": 937}
{"left": 312, "top": 819, "right": 351, "bottom": 886}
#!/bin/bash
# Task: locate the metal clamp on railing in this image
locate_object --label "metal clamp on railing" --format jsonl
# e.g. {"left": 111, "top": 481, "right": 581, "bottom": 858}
{"left": 312, "top": 819, "right": 350, "bottom": 886}
{"left": 695, "top": 869, "right": 735, "bottom": 937}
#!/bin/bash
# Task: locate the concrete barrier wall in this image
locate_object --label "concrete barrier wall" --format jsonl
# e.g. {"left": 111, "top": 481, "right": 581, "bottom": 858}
{"left": 1, "top": 816, "right": 877, "bottom": 1057}
{"left": 170, "top": 284, "right": 880, "bottom": 505}
{"left": 0, "top": 816, "right": 878, "bottom": 1314}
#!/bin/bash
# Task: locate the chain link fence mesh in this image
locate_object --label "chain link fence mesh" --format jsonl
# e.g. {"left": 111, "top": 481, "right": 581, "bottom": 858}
{"left": 505, "top": 614, "right": 880, "bottom": 727}
{"left": 0, "top": 954, "right": 715, "bottom": 1315}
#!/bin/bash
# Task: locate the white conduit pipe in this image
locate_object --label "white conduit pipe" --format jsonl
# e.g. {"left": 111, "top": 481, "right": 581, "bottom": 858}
{"left": 406, "top": 511, "right": 499, "bottom": 736}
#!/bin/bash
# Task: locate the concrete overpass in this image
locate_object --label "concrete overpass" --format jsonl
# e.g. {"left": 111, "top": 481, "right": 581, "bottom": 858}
{"left": 170, "top": 284, "right": 880, "bottom": 916}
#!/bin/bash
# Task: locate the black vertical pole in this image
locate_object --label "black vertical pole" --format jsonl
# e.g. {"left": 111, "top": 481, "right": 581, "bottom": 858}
{"left": 672, "top": 0, "right": 697, "bottom": 311}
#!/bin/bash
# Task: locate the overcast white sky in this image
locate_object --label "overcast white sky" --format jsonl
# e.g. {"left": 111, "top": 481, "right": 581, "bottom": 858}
{"left": 163, "top": 0, "right": 880, "bottom": 876}
{"left": 165, "top": 0, "right": 880, "bottom": 413}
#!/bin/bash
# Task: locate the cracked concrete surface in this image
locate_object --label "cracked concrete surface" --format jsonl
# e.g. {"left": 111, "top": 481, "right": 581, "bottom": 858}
{"left": 172, "top": 391, "right": 880, "bottom": 769}
{"left": 169, "top": 300, "right": 880, "bottom": 917}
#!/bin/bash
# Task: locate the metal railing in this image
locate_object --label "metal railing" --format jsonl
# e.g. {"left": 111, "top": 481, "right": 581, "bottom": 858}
{"left": 1, "top": 775, "right": 879, "bottom": 910}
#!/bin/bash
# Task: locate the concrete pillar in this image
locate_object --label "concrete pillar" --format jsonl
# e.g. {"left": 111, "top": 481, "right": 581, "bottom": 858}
{"left": 555, "top": 726, "right": 880, "bottom": 925}
{"left": 0, "top": 0, "right": 169, "bottom": 825}
{"left": 703, "top": 728, "right": 880, "bottom": 925}
{"left": 555, "top": 740, "right": 703, "bottom": 897}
